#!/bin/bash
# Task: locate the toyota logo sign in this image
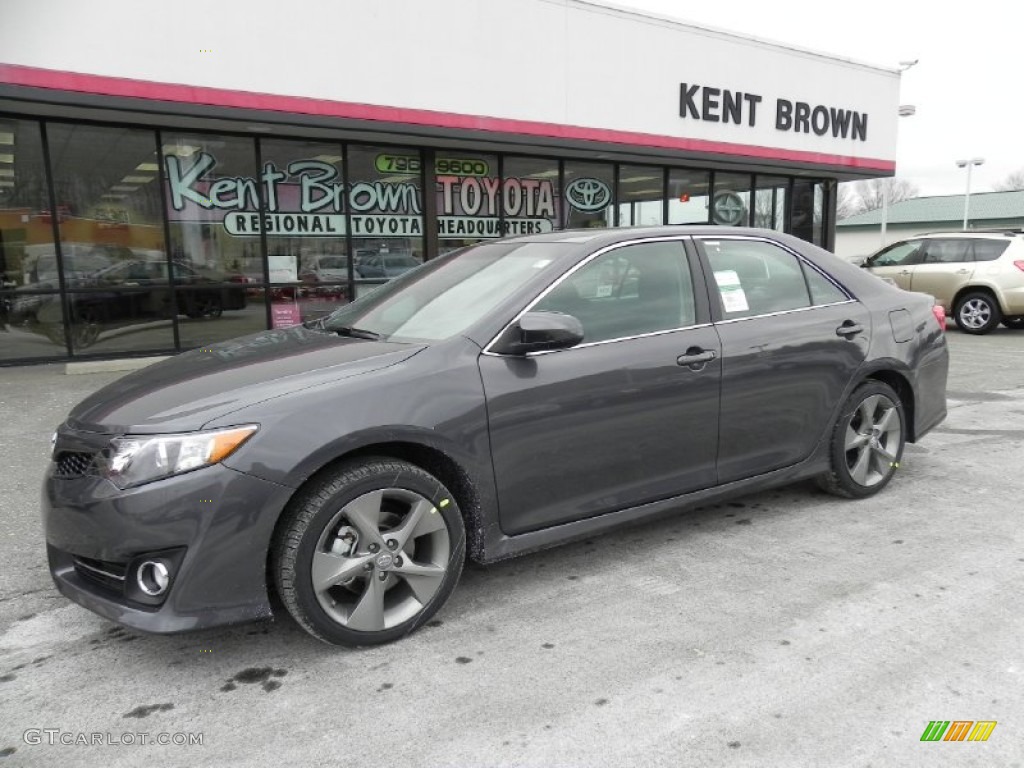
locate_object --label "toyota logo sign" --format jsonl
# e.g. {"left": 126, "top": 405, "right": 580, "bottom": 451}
{"left": 565, "top": 178, "right": 611, "bottom": 213}
{"left": 712, "top": 190, "right": 747, "bottom": 226}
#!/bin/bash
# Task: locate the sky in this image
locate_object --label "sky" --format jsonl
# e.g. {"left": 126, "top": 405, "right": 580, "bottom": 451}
{"left": 615, "top": 0, "right": 1023, "bottom": 196}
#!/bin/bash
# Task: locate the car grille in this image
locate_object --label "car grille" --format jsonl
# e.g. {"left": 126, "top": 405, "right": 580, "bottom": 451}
{"left": 72, "top": 556, "right": 127, "bottom": 594}
{"left": 54, "top": 451, "right": 97, "bottom": 478}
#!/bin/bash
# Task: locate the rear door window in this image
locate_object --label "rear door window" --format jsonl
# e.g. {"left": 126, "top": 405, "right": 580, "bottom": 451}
{"left": 700, "top": 239, "right": 812, "bottom": 318}
{"left": 921, "top": 240, "right": 972, "bottom": 263}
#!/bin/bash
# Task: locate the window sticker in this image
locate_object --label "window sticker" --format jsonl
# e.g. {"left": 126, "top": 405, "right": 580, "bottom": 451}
{"left": 595, "top": 284, "right": 613, "bottom": 298}
{"left": 713, "top": 269, "right": 749, "bottom": 313}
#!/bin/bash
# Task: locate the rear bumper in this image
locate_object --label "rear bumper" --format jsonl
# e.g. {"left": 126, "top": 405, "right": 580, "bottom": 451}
{"left": 43, "top": 462, "right": 293, "bottom": 633}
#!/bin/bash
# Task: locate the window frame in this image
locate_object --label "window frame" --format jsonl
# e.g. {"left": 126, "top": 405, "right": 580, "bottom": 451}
{"left": 482, "top": 236, "right": 711, "bottom": 357}
{"left": 692, "top": 235, "right": 854, "bottom": 324}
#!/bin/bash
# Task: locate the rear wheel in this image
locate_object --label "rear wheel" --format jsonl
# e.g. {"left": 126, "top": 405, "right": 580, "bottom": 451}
{"left": 1000, "top": 316, "right": 1024, "bottom": 329}
{"left": 272, "top": 457, "right": 465, "bottom": 646}
{"left": 954, "top": 291, "right": 1001, "bottom": 334}
{"left": 817, "top": 380, "right": 905, "bottom": 499}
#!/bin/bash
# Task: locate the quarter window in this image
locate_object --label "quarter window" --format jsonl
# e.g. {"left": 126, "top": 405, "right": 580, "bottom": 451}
{"left": 969, "top": 239, "right": 1010, "bottom": 262}
{"left": 534, "top": 241, "right": 695, "bottom": 343}
{"left": 804, "top": 266, "right": 848, "bottom": 305}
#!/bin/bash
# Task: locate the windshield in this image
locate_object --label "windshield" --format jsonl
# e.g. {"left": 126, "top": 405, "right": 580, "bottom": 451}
{"left": 322, "top": 242, "right": 573, "bottom": 341}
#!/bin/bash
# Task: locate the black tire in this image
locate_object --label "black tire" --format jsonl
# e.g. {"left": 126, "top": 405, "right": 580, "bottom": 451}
{"left": 817, "top": 380, "right": 906, "bottom": 499}
{"left": 954, "top": 291, "right": 1002, "bottom": 335}
{"left": 272, "top": 457, "right": 465, "bottom": 647}
{"left": 185, "top": 294, "right": 223, "bottom": 319}
{"left": 1000, "top": 316, "right": 1024, "bottom": 330}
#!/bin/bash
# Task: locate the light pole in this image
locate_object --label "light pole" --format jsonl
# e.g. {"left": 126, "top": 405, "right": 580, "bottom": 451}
{"left": 879, "top": 59, "right": 919, "bottom": 248}
{"left": 956, "top": 157, "right": 984, "bottom": 230}
{"left": 879, "top": 104, "right": 917, "bottom": 247}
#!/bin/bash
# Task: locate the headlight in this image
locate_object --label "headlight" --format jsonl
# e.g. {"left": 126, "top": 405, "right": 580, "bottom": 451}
{"left": 100, "top": 425, "right": 258, "bottom": 489}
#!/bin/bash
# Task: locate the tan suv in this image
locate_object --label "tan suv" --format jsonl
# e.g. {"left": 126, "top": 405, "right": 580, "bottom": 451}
{"left": 863, "top": 231, "right": 1024, "bottom": 334}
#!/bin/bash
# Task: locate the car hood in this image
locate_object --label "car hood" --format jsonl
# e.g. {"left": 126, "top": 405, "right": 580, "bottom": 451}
{"left": 66, "top": 326, "right": 425, "bottom": 435}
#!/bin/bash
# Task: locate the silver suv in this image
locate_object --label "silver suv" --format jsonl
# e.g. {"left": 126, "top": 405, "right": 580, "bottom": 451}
{"left": 863, "top": 231, "right": 1024, "bottom": 334}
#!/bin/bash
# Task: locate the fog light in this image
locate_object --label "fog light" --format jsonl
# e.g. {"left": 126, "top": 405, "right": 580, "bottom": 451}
{"left": 136, "top": 560, "right": 170, "bottom": 596}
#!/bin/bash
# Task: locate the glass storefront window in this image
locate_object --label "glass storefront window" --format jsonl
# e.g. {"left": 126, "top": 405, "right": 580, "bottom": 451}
{"left": 177, "top": 286, "right": 268, "bottom": 348}
{"left": 162, "top": 133, "right": 262, "bottom": 282}
{"left": 0, "top": 118, "right": 69, "bottom": 361}
{"left": 45, "top": 123, "right": 171, "bottom": 355}
{"left": 562, "top": 161, "right": 614, "bottom": 229}
{"left": 711, "top": 173, "right": 753, "bottom": 227}
{"left": 667, "top": 169, "right": 711, "bottom": 225}
{"left": 436, "top": 152, "right": 500, "bottom": 254}
{"left": 791, "top": 179, "right": 826, "bottom": 246}
{"left": 346, "top": 145, "right": 424, "bottom": 298}
{"left": 259, "top": 139, "right": 349, "bottom": 329}
{"left": 616, "top": 165, "right": 664, "bottom": 227}
{"left": 501, "top": 156, "right": 560, "bottom": 241}
{"left": 754, "top": 176, "right": 789, "bottom": 231}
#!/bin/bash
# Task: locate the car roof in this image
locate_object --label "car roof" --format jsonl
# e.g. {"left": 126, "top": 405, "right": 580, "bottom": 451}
{"left": 504, "top": 225, "right": 793, "bottom": 248}
{"left": 906, "top": 230, "right": 1021, "bottom": 240}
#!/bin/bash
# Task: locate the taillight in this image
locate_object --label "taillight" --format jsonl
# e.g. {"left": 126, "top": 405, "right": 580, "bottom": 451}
{"left": 1013, "top": 260, "right": 1024, "bottom": 273}
{"left": 931, "top": 304, "right": 946, "bottom": 331}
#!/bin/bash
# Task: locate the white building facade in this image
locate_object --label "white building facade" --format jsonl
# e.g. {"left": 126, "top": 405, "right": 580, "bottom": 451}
{"left": 0, "top": 0, "right": 901, "bottom": 362}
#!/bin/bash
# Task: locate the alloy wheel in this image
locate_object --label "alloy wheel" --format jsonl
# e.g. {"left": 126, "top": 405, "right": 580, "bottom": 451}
{"left": 958, "top": 298, "right": 992, "bottom": 330}
{"left": 312, "top": 488, "right": 450, "bottom": 631}
{"left": 844, "top": 394, "right": 902, "bottom": 487}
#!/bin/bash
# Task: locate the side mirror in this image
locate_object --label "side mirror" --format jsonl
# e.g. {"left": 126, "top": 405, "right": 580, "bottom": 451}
{"left": 492, "top": 311, "right": 584, "bottom": 356}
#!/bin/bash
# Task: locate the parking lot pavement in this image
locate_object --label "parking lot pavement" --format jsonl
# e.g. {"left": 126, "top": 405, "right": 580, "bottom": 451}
{"left": 1, "top": 329, "right": 1021, "bottom": 767}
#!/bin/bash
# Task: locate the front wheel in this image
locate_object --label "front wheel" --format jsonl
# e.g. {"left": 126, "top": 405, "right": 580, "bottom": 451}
{"left": 817, "top": 381, "right": 906, "bottom": 499}
{"left": 272, "top": 458, "right": 465, "bottom": 646}
{"left": 955, "top": 291, "right": 1001, "bottom": 334}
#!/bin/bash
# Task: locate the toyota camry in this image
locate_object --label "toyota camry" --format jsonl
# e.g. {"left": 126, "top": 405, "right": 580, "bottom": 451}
{"left": 43, "top": 227, "right": 948, "bottom": 646}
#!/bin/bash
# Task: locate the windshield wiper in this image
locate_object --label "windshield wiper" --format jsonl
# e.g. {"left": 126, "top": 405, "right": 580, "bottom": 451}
{"left": 329, "top": 325, "right": 382, "bottom": 340}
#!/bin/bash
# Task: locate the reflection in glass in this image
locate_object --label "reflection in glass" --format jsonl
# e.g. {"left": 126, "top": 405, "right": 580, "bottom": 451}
{"left": 161, "top": 133, "right": 262, "bottom": 283}
{"left": 177, "top": 287, "right": 269, "bottom": 348}
{"left": 667, "top": 169, "right": 711, "bottom": 224}
{"left": 64, "top": 289, "right": 175, "bottom": 355}
{"left": 346, "top": 145, "right": 424, "bottom": 286}
{"left": 791, "top": 180, "right": 826, "bottom": 245}
{"left": 754, "top": 176, "right": 789, "bottom": 231}
{"left": 617, "top": 165, "right": 664, "bottom": 227}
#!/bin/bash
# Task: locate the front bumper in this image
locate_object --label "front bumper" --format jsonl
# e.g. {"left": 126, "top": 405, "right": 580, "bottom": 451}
{"left": 43, "top": 459, "right": 294, "bottom": 634}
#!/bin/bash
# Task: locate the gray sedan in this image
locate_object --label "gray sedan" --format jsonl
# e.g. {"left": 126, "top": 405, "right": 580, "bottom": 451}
{"left": 42, "top": 227, "right": 948, "bottom": 646}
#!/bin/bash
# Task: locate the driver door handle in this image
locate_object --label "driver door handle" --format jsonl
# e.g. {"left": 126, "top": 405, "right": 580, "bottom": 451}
{"left": 677, "top": 349, "right": 717, "bottom": 368}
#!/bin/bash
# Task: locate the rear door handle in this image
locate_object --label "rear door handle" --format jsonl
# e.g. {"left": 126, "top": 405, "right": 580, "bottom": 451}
{"left": 677, "top": 349, "right": 717, "bottom": 368}
{"left": 836, "top": 321, "right": 864, "bottom": 338}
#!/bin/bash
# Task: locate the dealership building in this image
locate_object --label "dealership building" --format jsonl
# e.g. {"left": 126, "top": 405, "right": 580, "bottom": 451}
{"left": 0, "top": 0, "right": 901, "bottom": 364}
